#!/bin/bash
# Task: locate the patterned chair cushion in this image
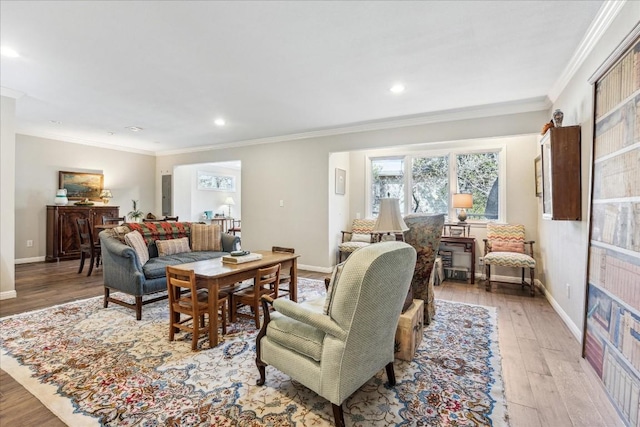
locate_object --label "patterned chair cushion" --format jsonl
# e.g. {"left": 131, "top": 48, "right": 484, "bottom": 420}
{"left": 350, "top": 219, "right": 376, "bottom": 234}
{"left": 487, "top": 223, "right": 525, "bottom": 243}
{"left": 338, "top": 241, "right": 370, "bottom": 253}
{"left": 491, "top": 241, "right": 525, "bottom": 253}
{"left": 484, "top": 251, "right": 536, "bottom": 268}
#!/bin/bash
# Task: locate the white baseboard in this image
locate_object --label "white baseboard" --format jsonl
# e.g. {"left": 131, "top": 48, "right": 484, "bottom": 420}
{"left": 0, "top": 290, "right": 17, "bottom": 300}
{"left": 476, "top": 272, "right": 583, "bottom": 343}
{"left": 535, "top": 280, "right": 582, "bottom": 343}
{"left": 298, "top": 264, "right": 333, "bottom": 274}
{"left": 15, "top": 256, "right": 46, "bottom": 264}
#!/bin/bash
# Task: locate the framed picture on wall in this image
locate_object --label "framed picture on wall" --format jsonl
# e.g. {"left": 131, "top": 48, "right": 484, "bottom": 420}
{"left": 335, "top": 168, "right": 346, "bottom": 195}
{"left": 197, "top": 171, "right": 236, "bottom": 191}
{"left": 59, "top": 171, "right": 104, "bottom": 200}
{"left": 534, "top": 155, "right": 542, "bottom": 197}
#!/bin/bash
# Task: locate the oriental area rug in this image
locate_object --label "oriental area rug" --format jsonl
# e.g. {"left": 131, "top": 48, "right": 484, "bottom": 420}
{"left": 0, "top": 278, "right": 509, "bottom": 426}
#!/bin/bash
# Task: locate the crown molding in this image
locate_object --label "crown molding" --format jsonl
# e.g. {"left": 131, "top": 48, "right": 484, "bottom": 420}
{"left": 156, "top": 96, "right": 550, "bottom": 156}
{"left": 1, "top": 86, "right": 25, "bottom": 99}
{"left": 548, "top": 0, "right": 627, "bottom": 102}
{"left": 16, "top": 128, "right": 156, "bottom": 156}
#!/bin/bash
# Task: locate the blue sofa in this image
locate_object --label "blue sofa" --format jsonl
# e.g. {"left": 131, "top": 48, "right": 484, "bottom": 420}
{"left": 100, "top": 221, "right": 240, "bottom": 320}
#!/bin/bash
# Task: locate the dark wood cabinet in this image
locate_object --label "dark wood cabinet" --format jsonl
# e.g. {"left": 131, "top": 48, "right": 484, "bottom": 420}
{"left": 46, "top": 205, "right": 120, "bottom": 261}
{"left": 540, "top": 125, "right": 581, "bottom": 220}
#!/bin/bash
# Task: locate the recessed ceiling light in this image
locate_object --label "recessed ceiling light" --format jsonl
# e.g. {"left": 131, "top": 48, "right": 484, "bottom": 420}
{"left": 108, "top": 132, "right": 114, "bottom": 136}
{"left": 125, "top": 126, "right": 143, "bottom": 132}
{"left": 49, "top": 120, "right": 62, "bottom": 124}
{"left": 0, "top": 46, "right": 20, "bottom": 58}
{"left": 214, "top": 118, "right": 226, "bottom": 126}
{"left": 390, "top": 83, "right": 405, "bottom": 94}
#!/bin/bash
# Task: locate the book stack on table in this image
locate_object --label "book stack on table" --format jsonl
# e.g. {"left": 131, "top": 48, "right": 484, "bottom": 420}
{"left": 222, "top": 253, "right": 263, "bottom": 264}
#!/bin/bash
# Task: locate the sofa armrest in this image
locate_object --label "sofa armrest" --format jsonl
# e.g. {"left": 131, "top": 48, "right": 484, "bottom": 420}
{"left": 221, "top": 232, "right": 240, "bottom": 252}
{"left": 100, "top": 233, "right": 146, "bottom": 294}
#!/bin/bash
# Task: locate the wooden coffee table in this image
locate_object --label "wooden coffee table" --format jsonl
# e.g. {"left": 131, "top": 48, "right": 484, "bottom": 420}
{"left": 172, "top": 250, "right": 299, "bottom": 347}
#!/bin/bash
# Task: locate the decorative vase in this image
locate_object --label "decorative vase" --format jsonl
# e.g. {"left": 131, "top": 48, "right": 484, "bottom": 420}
{"left": 553, "top": 109, "right": 564, "bottom": 127}
{"left": 54, "top": 189, "right": 68, "bottom": 205}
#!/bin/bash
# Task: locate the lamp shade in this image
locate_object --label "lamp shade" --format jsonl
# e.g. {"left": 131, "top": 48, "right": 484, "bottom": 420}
{"left": 373, "top": 198, "right": 409, "bottom": 233}
{"left": 452, "top": 193, "right": 473, "bottom": 208}
{"left": 224, "top": 197, "right": 235, "bottom": 205}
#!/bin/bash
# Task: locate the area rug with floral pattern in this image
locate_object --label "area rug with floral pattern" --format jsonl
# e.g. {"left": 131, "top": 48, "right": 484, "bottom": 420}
{"left": 0, "top": 278, "right": 509, "bottom": 426}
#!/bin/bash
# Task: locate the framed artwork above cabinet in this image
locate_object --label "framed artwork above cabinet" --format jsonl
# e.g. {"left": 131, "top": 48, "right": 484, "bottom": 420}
{"left": 540, "top": 125, "right": 581, "bottom": 220}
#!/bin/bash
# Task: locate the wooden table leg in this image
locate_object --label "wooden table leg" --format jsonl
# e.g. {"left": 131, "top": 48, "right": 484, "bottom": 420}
{"left": 207, "top": 280, "right": 219, "bottom": 348}
{"left": 290, "top": 259, "right": 298, "bottom": 302}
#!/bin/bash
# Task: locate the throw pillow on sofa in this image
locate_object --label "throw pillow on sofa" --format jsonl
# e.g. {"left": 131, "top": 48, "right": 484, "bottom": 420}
{"left": 191, "top": 223, "right": 222, "bottom": 251}
{"left": 156, "top": 237, "right": 191, "bottom": 256}
{"left": 124, "top": 230, "right": 150, "bottom": 265}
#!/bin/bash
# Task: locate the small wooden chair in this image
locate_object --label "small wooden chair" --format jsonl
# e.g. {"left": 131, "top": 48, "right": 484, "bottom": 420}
{"left": 102, "top": 216, "right": 126, "bottom": 225}
{"left": 272, "top": 246, "right": 294, "bottom": 299}
{"left": 166, "top": 266, "right": 228, "bottom": 351}
{"left": 228, "top": 219, "right": 241, "bottom": 235}
{"left": 76, "top": 218, "right": 101, "bottom": 276}
{"left": 230, "top": 264, "right": 280, "bottom": 329}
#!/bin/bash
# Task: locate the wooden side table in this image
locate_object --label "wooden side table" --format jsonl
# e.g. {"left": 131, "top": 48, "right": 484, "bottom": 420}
{"left": 439, "top": 235, "right": 476, "bottom": 284}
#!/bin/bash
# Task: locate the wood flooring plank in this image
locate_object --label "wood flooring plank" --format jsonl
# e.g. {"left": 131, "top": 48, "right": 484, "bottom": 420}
{"left": 527, "top": 371, "right": 574, "bottom": 427}
{"left": 508, "top": 301, "right": 538, "bottom": 341}
{"left": 546, "top": 358, "right": 609, "bottom": 427}
{"left": 507, "top": 402, "right": 543, "bottom": 427}
{"left": 518, "top": 337, "right": 551, "bottom": 376}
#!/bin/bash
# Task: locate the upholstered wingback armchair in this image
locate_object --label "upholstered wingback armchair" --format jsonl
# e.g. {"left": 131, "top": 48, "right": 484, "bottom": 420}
{"left": 256, "top": 241, "right": 417, "bottom": 426}
{"left": 403, "top": 213, "right": 445, "bottom": 324}
{"left": 484, "top": 223, "right": 536, "bottom": 296}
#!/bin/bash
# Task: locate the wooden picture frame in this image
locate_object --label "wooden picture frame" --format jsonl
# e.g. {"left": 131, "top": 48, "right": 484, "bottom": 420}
{"left": 59, "top": 171, "right": 104, "bottom": 201}
{"left": 197, "top": 171, "right": 236, "bottom": 192}
{"left": 335, "top": 168, "right": 346, "bottom": 195}
{"left": 534, "top": 155, "right": 542, "bottom": 197}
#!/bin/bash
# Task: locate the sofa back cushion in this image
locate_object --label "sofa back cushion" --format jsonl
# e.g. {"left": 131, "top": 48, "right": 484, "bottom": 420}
{"left": 156, "top": 237, "right": 191, "bottom": 257}
{"left": 127, "top": 222, "right": 191, "bottom": 245}
{"left": 191, "top": 223, "right": 222, "bottom": 251}
{"left": 124, "top": 230, "right": 150, "bottom": 265}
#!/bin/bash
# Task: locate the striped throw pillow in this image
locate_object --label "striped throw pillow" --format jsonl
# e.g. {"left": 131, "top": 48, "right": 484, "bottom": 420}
{"left": 156, "top": 237, "right": 191, "bottom": 257}
{"left": 191, "top": 223, "right": 221, "bottom": 251}
{"left": 124, "top": 230, "right": 149, "bottom": 265}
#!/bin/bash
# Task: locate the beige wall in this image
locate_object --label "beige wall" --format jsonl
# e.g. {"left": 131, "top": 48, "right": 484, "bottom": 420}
{"left": 538, "top": 2, "right": 640, "bottom": 338}
{"left": 157, "top": 109, "right": 548, "bottom": 271}
{"left": 14, "top": 135, "right": 156, "bottom": 261}
{"left": 1, "top": 96, "right": 16, "bottom": 298}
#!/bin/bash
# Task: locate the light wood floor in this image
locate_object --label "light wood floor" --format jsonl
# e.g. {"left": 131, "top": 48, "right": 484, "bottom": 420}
{"left": 0, "top": 261, "right": 622, "bottom": 426}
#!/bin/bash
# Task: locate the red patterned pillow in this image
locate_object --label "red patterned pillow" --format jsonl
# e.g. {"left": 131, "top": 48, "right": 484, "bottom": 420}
{"left": 491, "top": 241, "right": 525, "bottom": 253}
{"left": 127, "top": 222, "right": 190, "bottom": 245}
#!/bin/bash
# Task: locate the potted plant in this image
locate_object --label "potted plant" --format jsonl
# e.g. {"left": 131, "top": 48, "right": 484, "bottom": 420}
{"left": 127, "top": 200, "right": 144, "bottom": 222}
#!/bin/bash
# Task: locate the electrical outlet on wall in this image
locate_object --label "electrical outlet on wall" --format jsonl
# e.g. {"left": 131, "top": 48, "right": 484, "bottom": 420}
{"left": 26, "top": 240, "right": 33, "bottom": 247}
{"left": 478, "top": 257, "right": 484, "bottom": 267}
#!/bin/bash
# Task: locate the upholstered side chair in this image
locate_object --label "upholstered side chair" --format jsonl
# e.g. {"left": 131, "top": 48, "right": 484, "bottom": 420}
{"left": 484, "top": 223, "right": 536, "bottom": 296}
{"left": 337, "top": 218, "right": 377, "bottom": 263}
{"left": 256, "top": 241, "right": 417, "bottom": 427}
{"left": 403, "top": 213, "right": 445, "bottom": 324}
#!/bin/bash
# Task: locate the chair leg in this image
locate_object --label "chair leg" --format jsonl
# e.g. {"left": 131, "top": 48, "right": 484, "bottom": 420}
{"left": 230, "top": 295, "right": 237, "bottom": 323}
{"left": 332, "top": 403, "right": 346, "bottom": 427}
{"left": 103, "top": 287, "right": 110, "bottom": 308}
{"left": 485, "top": 265, "right": 491, "bottom": 291}
{"left": 254, "top": 303, "right": 261, "bottom": 330}
{"left": 135, "top": 296, "right": 143, "bottom": 321}
{"left": 87, "top": 251, "right": 95, "bottom": 276}
{"left": 192, "top": 315, "right": 199, "bottom": 351}
{"left": 385, "top": 362, "right": 396, "bottom": 386}
{"left": 221, "top": 301, "right": 227, "bottom": 335}
{"left": 530, "top": 268, "right": 535, "bottom": 297}
{"left": 77, "top": 252, "right": 86, "bottom": 274}
{"left": 521, "top": 268, "right": 525, "bottom": 288}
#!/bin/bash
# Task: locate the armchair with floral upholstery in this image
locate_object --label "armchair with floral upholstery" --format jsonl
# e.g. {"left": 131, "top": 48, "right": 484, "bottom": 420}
{"left": 256, "top": 241, "right": 417, "bottom": 427}
{"left": 484, "top": 223, "right": 536, "bottom": 296}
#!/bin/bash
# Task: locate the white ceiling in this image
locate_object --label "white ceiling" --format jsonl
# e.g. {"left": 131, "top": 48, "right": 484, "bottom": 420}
{"left": 1, "top": 1, "right": 607, "bottom": 155}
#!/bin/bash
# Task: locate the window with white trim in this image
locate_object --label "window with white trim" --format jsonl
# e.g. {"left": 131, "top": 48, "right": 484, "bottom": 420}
{"left": 369, "top": 147, "right": 504, "bottom": 222}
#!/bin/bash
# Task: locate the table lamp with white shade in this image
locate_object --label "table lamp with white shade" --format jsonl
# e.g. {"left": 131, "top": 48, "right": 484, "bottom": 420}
{"left": 452, "top": 193, "right": 473, "bottom": 223}
{"left": 373, "top": 197, "right": 408, "bottom": 241}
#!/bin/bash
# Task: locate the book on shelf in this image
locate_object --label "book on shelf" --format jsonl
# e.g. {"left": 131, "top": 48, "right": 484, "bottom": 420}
{"left": 222, "top": 253, "right": 263, "bottom": 264}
